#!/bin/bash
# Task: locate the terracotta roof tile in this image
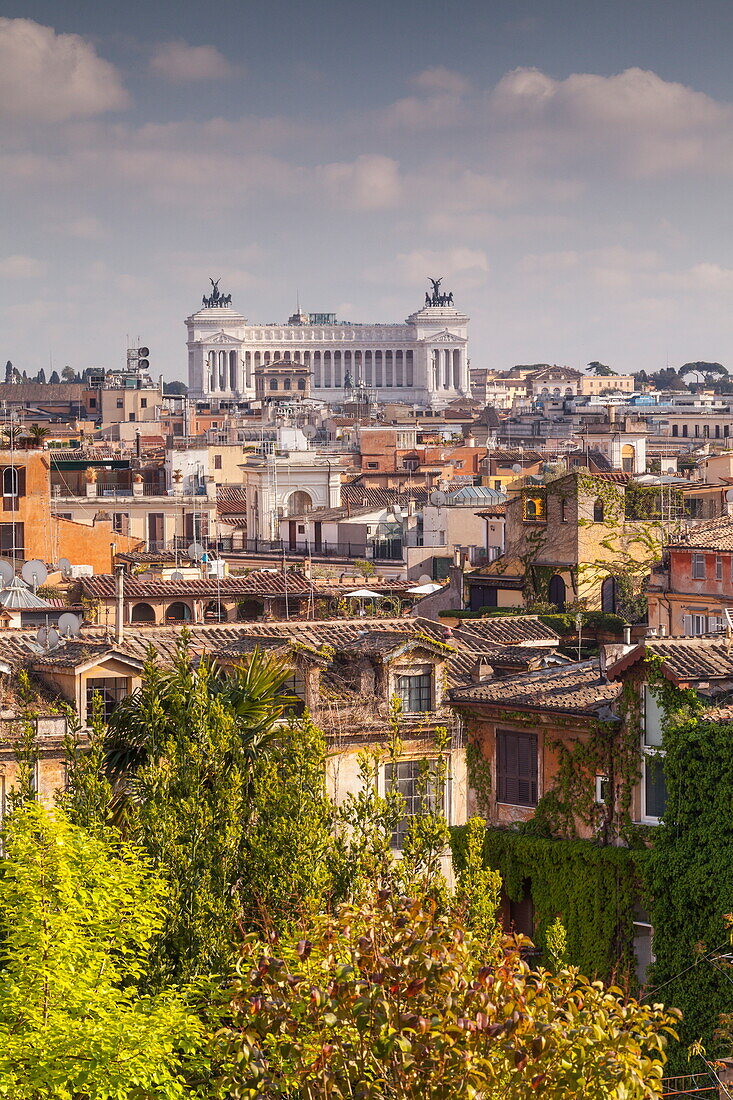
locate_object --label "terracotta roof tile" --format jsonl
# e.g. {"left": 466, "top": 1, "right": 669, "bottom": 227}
{"left": 449, "top": 659, "right": 620, "bottom": 714}
{"left": 667, "top": 516, "right": 733, "bottom": 551}
{"left": 77, "top": 571, "right": 314, "bottom": 599}
{"left": 453, "top": 616, "right": 560, "bottom": 647}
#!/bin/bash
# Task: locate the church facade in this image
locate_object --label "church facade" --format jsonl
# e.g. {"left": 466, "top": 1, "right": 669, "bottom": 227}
{"left": 186, "top": 280, "right": 470, "bottom": 410}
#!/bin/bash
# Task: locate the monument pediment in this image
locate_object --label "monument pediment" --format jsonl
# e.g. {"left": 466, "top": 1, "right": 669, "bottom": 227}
{"left": 202, "top": 330, "right": 242, "bottom": 346}
{"left": 419, "top": 329, "right": 468, "bottom": 345}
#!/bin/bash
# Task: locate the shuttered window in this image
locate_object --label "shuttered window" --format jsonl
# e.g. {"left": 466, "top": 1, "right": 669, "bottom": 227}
{"left": 496, "top": 729, "right": 538, "bottom": 806}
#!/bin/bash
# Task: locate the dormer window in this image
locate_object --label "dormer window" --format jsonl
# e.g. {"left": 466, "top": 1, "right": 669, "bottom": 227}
{"left": 396, "top": 672, "right": 432, "bottom": 713}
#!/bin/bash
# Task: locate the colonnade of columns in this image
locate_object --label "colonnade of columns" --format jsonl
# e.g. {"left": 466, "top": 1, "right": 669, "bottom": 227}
{"left": 201, "top": 344, "right": 468, "bottom": 397}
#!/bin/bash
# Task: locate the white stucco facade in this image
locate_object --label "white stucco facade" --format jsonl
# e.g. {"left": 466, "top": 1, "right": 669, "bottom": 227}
{"left": 186, "top": 296, "right": 470, "bottom": 410}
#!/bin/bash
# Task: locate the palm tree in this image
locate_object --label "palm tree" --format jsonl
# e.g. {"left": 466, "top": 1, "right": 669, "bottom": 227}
{"left": 24, "top": 423, "right": 49, "bottom": 449}
{"left": 2, "top": 425, "right": 24, "bottom": 449}
{"left": 104, "top": 636, "right": 294, "bottom": 784}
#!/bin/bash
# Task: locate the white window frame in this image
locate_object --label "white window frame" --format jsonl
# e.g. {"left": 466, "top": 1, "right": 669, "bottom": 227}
{"left": 716, "top": 556, "right": 723, "bottom": 581}
{"left": 641, "top": 750, "right": 666, "bottom": 824}
{"left": 692, "top": 553, "right": 706, "bottom": 580}
{"left": 380, "top": 756, "right": 452, "bottom": 849}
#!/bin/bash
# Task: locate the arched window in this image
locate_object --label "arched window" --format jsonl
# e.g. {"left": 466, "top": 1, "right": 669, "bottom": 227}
{"left": 593, "top": 499, "right": 604, "bottom": 522}
{"left": 165, "top": 602, "right": 192, "bottom": 623}
{"left": 283, "top": 378, "right": 292, "bottom": 390}
{"left": 204, "top": 600, "right": 227, "bottom": 622}
{"left": 131, "top": 602, "right": 156, "bottom": 623}
{"left": 297, "top": 378, "right": 306, "bottom": 390}
{"left": 524, "top": 499, "right": 537, "bottom": 519}
{"left": 288, "top": 490, "right": 313, "bottom": 515}
{"left": 2, "top": 467, "right": 18, "bottom": 497}
{"left": 601, "top": 577, "right": 617, "bottom": 615}
{"left": 269, "top": 378, "right": 278, "bottom": 391}
{"left": 548, "top": 574, "right": 566, "bottom": 611}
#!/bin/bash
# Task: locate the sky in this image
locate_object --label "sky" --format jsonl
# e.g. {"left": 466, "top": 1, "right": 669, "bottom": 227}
{"left": 3, "top": 0, "right": 733, "bottom": 382}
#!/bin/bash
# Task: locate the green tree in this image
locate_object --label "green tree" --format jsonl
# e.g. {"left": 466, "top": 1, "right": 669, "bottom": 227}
{"left": 239, "top": 713, "right": 334, "bottom": 932}
{"left": 219, "top": 890, "right": 678, "bottom": 1100}
{"left": 97, "top": 640, "right": 295, "bottom": 982}
{"left": 61, "top": 365, "right": 76, "bottom": 383}
{"left": 24, "top": 422, "right": 49, "bottom": 448}
{"left": 0, "top": 802, "right": 203, "bottom": 1097}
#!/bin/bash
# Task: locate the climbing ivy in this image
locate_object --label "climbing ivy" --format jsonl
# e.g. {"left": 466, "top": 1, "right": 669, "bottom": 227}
{"left": 641, "top": 664, "right": 733, "bottom": 1072}
{"left": 450, "top": 826, "right": 644, "bottom": 985}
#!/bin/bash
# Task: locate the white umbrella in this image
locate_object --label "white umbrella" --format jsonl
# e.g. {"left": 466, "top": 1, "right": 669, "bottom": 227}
{"left": 346, "top": 588, "right": 383, "bottom": 598}
{"left": 407, "top": 582, "right": 443, "bottom": 595}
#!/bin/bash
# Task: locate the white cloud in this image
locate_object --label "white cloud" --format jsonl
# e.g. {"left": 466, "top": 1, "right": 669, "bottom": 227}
{"left": 411, "top": 67, "right": 469, "bottom": 96}
{"left": 318, "top": 154, "right": 401, "bottom": 210}
{"left": 0, "top": 18, "right": 128, "bottom": 122}
{"left": 150, "top": 41, "right": 238, "bottom": 82}
{"left": 0, "top": 255, "right": 47, "bottom": 279}
{"left": 370, "top": 248, "right": 489, "bottom": 290}
{"left": 488, "top": 66, "right": 733, "bottom": 177}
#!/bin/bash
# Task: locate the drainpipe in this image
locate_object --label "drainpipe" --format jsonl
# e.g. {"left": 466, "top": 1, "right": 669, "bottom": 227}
{"left": 115, "top": 565, "right": 124, "bottom": 646}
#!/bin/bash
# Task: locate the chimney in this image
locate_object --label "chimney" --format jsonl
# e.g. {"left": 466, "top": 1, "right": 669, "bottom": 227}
{"left": 115, "top": 565, "right": 124, "bottom": 645}
{"left": 623, "top": 626, "right": 631, "bottom": 645}
{"left": 659, "top": 624, "right": 667, "bottom": 637}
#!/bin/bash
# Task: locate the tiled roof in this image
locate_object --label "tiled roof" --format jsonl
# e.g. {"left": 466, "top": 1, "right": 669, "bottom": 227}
{"left": 217, "top": 486, "right": 247, "bottom": 514}
{"left": 50, "top": 447, "right": 122, "bottom": 462}
{"left": 605, "top": 636, "right": 733, "bottom": 685}
{"left": 76, "top": 571, "right": 315, "bottom": 599}
{"left": 449, "top": 659, "right": 620, "bottom": 714}
{"left": 341, "top": 483, "right": 431, "bottom": 508}
{"left": 667, "top": 515, "right": 733, "bottom": 551}
{"left": 453, "top": 616, "right": 560, "bottom": 647}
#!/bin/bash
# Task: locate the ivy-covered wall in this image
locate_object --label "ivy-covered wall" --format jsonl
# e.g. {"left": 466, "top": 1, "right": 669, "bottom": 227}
{"left": 450, "top": 826, "right": 644, "bottom": 984}
{"left": 644, "top": 680, "right": 733, "bottom": 1072}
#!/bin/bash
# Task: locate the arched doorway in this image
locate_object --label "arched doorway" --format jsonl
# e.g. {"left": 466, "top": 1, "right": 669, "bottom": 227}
{"left": 165, "top": 601, "right": 192, "bottom": 623}
{"left": 288, "top": 490, "right": 313, "bottom": 515}
{"left": 622, "top": 444, "right": 635, "bottom": 473}
{"left": 204, "top": 600, "right": 227, "bottom": 622}
{"left": 237, "top": 598, "right": 263, "bottom": 621}
{"left": 548, "top": 574, "right": 566, "bottom": 611}
{"left": 601, "top": 577, "right": 618, "bottom": 615}
{"left": 131, "top": 602, "right": 156, "bottom": 623}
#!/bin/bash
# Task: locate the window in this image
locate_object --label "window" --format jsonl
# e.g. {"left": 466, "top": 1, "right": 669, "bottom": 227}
{"left": 396, "top": 673, "right": 432, "bottom": 713}
{"left": 593, "top": 499, "right": 604, "bottom": 522}
{"left": 496, "top": 729, "right": 538, "bottom": 806}
{"left": 642, "top": 755, "right": 667, "bottom": 822}
{"left": 85, "top": 677, "right": 128, "bottom": 723}
{"left": 522, "top": 493, "right": 546, "bottom": 522}
{"left": 214, "top": 455, "right": 222, "bottom": 470}
{"left": 682, "top": 425, "right": 688, "bottom": 437}
{"left": 128, "top": 412, "right": 136, "bottom": 422}
{"left": 595, "top": 775, "right": 610, "bottom": 804}
{"left": 560, "top": 498, "right": 568, "bottom": 523}
{"left": 112, "top": 513, "right": 128, "bottom": 533}
{"left": 692, "top": 553, "right": 706, "bottom": 579}
{"left": 2, "top": 466, "right": 22, "bottom": 497}
{"left": 141, "top": 398, "right": 147, "bottom": 408}
{"left": 384, "top": 759, "right": 446, "bottom": 848}
{"left": 717, "top": 556, "right": 723, "bottom": 581}
{"left": 671, "top": 424, "right": 678, "bottom": 437}
{"left": 116, "top": 399, "right": 123, "bottom": 409}
{"left": 269, "top": 379, "right": 278, "bottom": 390}
{"left": 548, "top": 574, "right": 566, "bottom": 611}
{"left": 297, "top": 378, "right": 306, "bottom": 390}
{"left": 89, "top": 398, "right": 97, "bottom": 408}
{"left": 366, "top": 461, "right": 378, "bottom": 469}
{"left": 0, "top": 523, "right": 24, "bottom": 556}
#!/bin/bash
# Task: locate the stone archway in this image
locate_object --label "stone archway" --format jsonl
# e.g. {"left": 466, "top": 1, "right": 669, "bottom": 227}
{"left": 165, "top": 601, "right": 192, "bottom": 623}
{"left": 288, "top": 490, "right": 313, "bottom": 515}
{"left": 131, "top": 602, "right": 156, "bottom": 623}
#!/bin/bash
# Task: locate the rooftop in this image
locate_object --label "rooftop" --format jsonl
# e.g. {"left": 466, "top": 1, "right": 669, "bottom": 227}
{"left": 449, "top": 658, "right": 620, "bottom": 714}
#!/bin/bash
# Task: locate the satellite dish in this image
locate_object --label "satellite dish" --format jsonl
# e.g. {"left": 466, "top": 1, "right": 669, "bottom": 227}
{"left": 0, "top": 561, "right": 14, "bottom": 587}
{"left": 57, "top": 557, "right": 73, "bottom": 578}
{"left": 21, "top": 560, "right": 48, "bottom": 587}
{"left": 726, "top": 489, "right": 733, "bottom": 503}
{"left": 58, "top": 612, "right": 81, "bottom": 637}
{"left": 430, "top": 490, "right": 447, "bottom": 506}
{"left": 170, "top": 570, "right": 184, "bottom": 581}
{"left": 512, "top": 463, "right": 522, "bottom": 473}
{"left": 187, "top": 542, "right": 205, "bottom": 561}
{"left": 47, "top": 628, "right": 60, "bottom": 649}
{"left": 36, "top": 626, "right": 49, "bottom": 648}
{"left": 418, "top": 574, "right": 433, "bottom": 585}
{"left": 301, "top": 424, "right": 318, "bottom": 438}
